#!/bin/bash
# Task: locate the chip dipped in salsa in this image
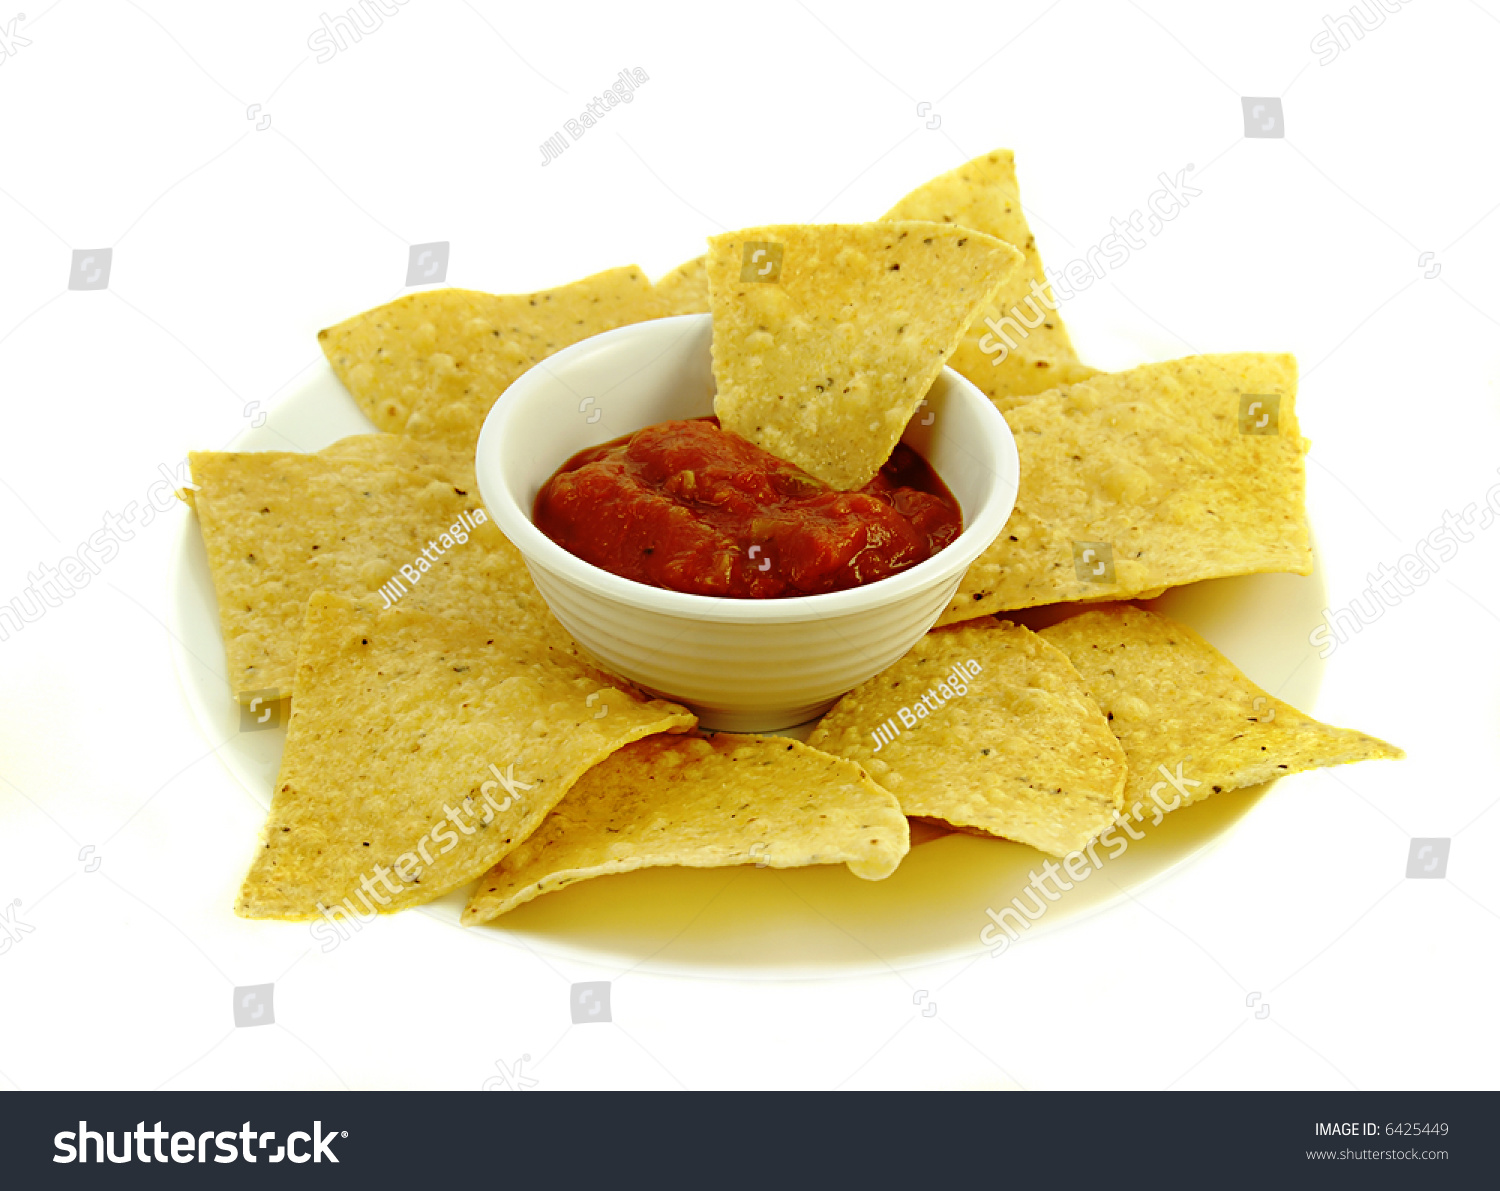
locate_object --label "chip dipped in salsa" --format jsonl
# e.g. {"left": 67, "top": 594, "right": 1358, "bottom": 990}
{"left": 533, "top": 418, "right": 962, "bottom": 598}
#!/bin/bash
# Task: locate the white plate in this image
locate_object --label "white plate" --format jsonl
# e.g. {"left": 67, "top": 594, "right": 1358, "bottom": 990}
{"left": 168, "top": 365, "right": 1328, "bottom": 979}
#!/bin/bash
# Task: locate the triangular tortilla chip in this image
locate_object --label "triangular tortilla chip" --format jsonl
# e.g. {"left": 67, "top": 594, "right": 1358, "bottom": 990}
{"left": 654, "top": 254, "right": 709, "bottom": 316}
{"left": 187, "top": 434, "right": 567, "bottom": 699}
{"left": 462, "top": 733, "right": 909, "bottom": 923}
{"left": 708, "top": 221, "right": 1023, "bottom": 490}
{"left": 1040, "top": 606, "right": 1402, "bottom": 814}
{"left": 808, "top": 620, "right": 1126, "bottom": 856}
{"left": 884, "top": 149, "right": 1097, "bottom": 406}
{"left": 668, "top": 151, "right": 1095, "bottom": 408}
{"left": 940, "top": 353, "right": 1312, "bottom": 623}
{"left": 318, "top": 266, "right": 664, "bottom": 455}
{"left": 236, "top": 593, "right": 695, "bottom": 919}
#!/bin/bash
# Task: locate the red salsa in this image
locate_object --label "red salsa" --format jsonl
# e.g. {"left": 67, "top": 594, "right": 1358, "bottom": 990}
{"left": 533, "top": 418, "right": 962, "bottom": 598}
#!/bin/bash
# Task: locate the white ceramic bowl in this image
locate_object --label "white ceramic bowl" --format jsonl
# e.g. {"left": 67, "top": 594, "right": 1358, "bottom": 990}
{"left": 475, "top": 314, "right": 1019, "bottom": 731}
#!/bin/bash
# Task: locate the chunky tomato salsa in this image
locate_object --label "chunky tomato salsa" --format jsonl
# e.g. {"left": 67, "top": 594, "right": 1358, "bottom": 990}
{"left": 533, "top": 418, "right": 961, "bottom": 598}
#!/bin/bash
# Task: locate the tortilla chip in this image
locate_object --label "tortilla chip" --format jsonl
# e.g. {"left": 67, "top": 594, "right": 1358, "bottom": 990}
{"left": 957, "top": 352, "right": 1101, "bottom": 413}
{"left": 318, "top": 266, "right": 664, "bottom": 455}
{"left": 1040, "top": 606, "right": 1402, "bottom": 816}
{"left": 940, "top": 353, "right": 1312, "bottom": 624}
{"left": 657, "top": 151, "right": 1095, "bottom": 407}
{"left": 654, "top": 254, "right": 709, "bottom": 316}
{"left": 187, "top": 434, "right": 567, "bottom": 699}
{"left": 884, "top": 149, "right": 1096, "bottom": 406}
{"left": 236, "top": 593, "right": 695, "bottom": 919}
{"left": 462, "top": 733, "right": 909, "bottom": 923}
{"left": 708, "top": 221, "right": 1022, "bottom": 490}
{"left": 807, "top": 620, "right": 1126, "bottom": 856}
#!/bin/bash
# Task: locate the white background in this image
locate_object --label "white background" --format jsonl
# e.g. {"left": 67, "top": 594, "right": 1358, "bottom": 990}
{"left": 1, "top": 0, "right": 1497, "bottom": 1091}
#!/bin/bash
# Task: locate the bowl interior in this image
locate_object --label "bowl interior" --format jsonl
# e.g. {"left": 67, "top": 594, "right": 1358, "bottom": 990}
{"left": 483, "top": 313, "right": 1015, "bottom": 566}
